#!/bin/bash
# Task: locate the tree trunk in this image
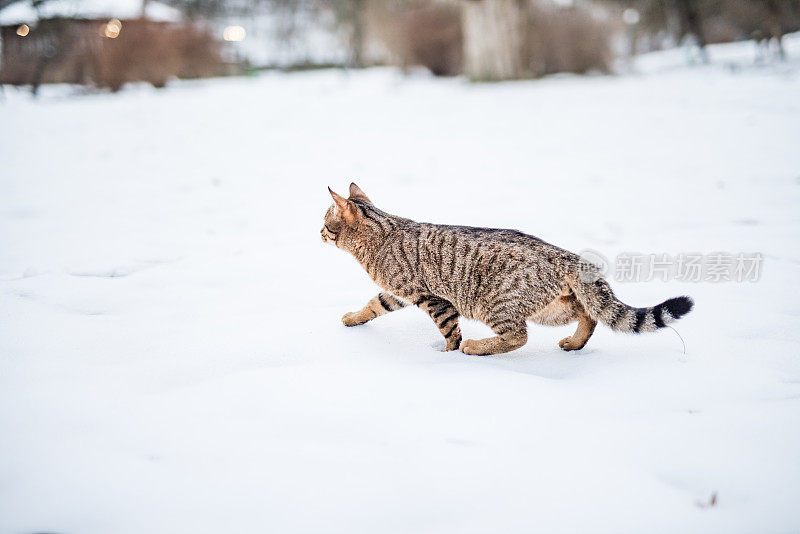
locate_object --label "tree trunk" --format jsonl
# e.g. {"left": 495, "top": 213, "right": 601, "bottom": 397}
{"left": 350, "top": 0, "right": 366, "bottom": 68}
{"left": 765, "top": 0, "right": 787, "bottom": 60}
{"left": 672, "top": 0, "right": 708, "bottom": 62}
{"left": 462, "top": 0, "right": 525, "bottom": 81}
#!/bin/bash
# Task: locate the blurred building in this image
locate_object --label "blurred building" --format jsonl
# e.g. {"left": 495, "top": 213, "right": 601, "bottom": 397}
{"left": 0, "top": 0, "right": 221, "bottom": 91}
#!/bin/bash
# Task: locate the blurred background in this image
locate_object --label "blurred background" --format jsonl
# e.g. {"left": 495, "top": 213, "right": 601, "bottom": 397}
{"left": 1, "top": 0, "right": 799, "bottom": 92}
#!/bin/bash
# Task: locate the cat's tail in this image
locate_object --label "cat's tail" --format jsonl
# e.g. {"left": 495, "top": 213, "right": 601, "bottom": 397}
{"left": 568, "top": 275, "right": 693, "bottom": 333}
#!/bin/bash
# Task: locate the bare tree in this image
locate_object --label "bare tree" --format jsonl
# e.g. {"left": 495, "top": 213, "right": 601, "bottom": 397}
{"left": 462, "top": 0, "right": 526, "bottom": 80}
{"left": 325, "top": 0, "right": 367, "bottom": 67}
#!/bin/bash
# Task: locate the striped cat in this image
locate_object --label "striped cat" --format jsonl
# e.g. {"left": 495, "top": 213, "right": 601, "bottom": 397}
{"left": 322, "top": 183, "right": 693, "bottom": 355}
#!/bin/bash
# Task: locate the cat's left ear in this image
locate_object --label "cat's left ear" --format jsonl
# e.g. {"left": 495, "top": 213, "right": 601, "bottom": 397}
{"left": 348, "top": 182, "right": 372, "bottom": 204}
{"left": 329, "top": 187, "right": 358, "bottom": 225}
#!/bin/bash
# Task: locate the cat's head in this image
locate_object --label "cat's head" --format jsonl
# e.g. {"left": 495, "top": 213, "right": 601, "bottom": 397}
{"left": 321, "top": 182, "right": 373, "bottom": 245}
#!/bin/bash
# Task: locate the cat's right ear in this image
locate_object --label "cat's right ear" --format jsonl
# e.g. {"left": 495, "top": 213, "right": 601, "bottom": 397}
{"left": 329, "top": 187, "right": 357, "bottom": 226}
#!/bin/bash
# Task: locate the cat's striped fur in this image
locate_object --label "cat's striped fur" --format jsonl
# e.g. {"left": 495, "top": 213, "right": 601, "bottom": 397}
{"left": 322, "top": 183, "right": 693, "bottom": 355}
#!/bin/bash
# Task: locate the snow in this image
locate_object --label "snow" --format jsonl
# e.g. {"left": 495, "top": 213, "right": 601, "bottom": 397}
{"left": 0, "top": 0, "right": 182, "bottom": 25}
{"left": 2, "top": 36, "right": 800, "bottom": 533}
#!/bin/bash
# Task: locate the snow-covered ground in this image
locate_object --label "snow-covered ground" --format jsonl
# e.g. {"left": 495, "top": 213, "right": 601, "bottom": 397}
{"left": 1, "top": 36, "right": 799, "bottom": 534}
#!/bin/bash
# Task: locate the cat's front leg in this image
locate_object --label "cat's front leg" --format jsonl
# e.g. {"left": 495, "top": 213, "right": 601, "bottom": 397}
{"left": 416, "top": 295, "right": 462, "bottom": 351}
{"left": 342, "top": 292, "right": 407, "bottom": 326}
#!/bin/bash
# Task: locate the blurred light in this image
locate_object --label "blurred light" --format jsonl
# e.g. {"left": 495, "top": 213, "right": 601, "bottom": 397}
{"left": 623, "top": 8, "right": 640, "bottom": 25}
{"left": 223, "top": 25, "right": 246, "bottom": 42}
{"left": 16, "top": 24, "right": 30, "bottom": 37}
{"left": 103, "top": 18, "right": 122, "bottom": 38}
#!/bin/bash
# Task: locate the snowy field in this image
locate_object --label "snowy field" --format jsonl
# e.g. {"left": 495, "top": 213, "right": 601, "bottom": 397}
{"left": 2, "top": 36, "right": 800, "bottom": 533}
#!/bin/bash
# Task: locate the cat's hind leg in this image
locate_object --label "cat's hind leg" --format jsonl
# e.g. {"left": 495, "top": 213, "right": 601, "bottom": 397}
{"left": 530, "top": 286, "right": 597, "bottom": 351}
{"left": 342, "top": 292, "right": 407, "bottom": 326}
{"left": 558, "top": 314, "right": 597, "bottom": 351}
{"left": 554, "top": 282, "right": 597, "bottom": 351}
{"left": 460, "top": 316, "right": 527, "bottom": 356}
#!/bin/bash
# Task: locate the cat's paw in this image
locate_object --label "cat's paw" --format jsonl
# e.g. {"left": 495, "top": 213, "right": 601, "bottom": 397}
{"left": 558, "top": 336, "right": 585, "bottom": 351}
{"left": 459, "top": 339, "right": 488, "bottom": 356}
{"left": 441, "top": 338, "right": 462, "bottom": 352}
{"left": 342, "top": 312, "right": 366, "bottom": 327}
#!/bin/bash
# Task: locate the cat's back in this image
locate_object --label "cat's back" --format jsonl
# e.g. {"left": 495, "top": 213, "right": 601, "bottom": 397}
{"left": 413, "top": 221, "right": 578, "bottom": 284}
{"left": 417, "top": 221, "right": 571, "bottom": 260}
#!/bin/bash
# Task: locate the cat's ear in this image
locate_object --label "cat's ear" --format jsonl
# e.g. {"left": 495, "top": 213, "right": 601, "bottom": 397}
{"left": 348, "top": 182, "right": 372, "bottom": 204}
{"left": 329, "top": 187, "right": 357, "bottom": 225}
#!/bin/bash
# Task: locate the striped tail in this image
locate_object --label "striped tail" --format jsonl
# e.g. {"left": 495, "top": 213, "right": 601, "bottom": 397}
{"left": 570, "top": 276, "right": 694, "bottom": 333}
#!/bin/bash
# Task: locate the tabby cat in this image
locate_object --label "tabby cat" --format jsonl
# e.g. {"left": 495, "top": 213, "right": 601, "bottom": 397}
{"left": 321, "top": 183, "right": 693, "bottom": 355}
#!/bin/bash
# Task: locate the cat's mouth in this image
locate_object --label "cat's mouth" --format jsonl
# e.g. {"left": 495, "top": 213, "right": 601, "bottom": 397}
{"left": 321, "top": 225, "right": 337, "bottom": 243}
